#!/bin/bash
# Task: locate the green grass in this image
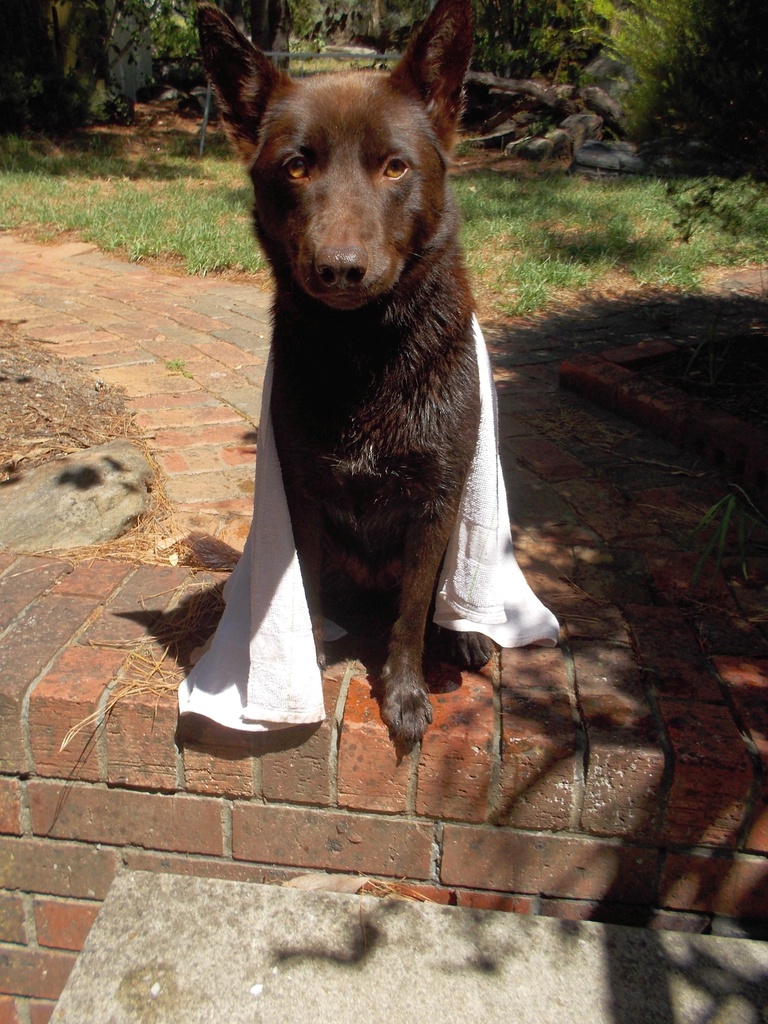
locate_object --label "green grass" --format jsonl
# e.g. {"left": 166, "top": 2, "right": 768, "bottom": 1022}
{"left": 452, "top": 171, "right": 768, "bottom": 315}
{"left": 1, "top": 131, "right": 767, "bottom": 318}
{"left": 0, "top": 132, "right": 266, "bottom": 277}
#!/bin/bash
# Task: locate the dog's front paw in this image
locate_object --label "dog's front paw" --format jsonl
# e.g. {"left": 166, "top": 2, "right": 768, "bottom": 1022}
{"left": 380, "top": 668, "right": 433, "bottom": 751}
{"left": 437, "top": 627, "right": 495, "bottom": 670}
{"left": 311, "top": 618, "right": 327, "bottom": 671}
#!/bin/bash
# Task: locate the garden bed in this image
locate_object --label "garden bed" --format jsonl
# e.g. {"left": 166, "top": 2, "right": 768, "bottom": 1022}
{"left": 560, "top": 338, "right": 768, "bottom": 509}
{"left": 639, "top": 333, "right": 768, "bottom": 432}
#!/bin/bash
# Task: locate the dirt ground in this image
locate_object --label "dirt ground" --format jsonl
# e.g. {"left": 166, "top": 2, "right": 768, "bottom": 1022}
{"left": 0, "top": 321, "right": 134, "bottom": 485}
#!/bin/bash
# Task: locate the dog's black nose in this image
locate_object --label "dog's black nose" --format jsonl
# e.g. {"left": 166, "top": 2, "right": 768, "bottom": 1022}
{"left": 314, "top": 246, "right": 369, "bottom": 288}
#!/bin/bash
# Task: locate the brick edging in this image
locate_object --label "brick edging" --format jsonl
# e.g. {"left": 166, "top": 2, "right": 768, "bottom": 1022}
{"left": 559, "top": 341, "right": 768, "bottom": 507}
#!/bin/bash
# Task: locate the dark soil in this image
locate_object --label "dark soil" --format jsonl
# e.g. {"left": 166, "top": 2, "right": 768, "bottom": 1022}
{"left": 639, "top": 332, "right": 768, "bottom": 432}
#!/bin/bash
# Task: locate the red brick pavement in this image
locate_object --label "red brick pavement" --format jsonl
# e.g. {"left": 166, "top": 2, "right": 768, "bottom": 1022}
{"left": 0, "top": 235, "right": 269, "bottom": 558}
{"left": 1, "top": 234, "right": 768, "bottom": 1019}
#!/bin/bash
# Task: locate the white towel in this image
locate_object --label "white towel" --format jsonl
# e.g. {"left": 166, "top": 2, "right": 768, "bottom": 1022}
{"left": 178, "top": 317, "right": 559, "bottom": 731}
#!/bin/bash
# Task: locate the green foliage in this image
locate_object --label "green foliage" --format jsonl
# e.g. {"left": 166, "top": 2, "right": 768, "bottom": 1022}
{"left": 472, "top": 0, "right": 614, "bottom": 81}
{"left": 165, "top": 358, "right": 192, "bottom": 376}
{"left": 0, "top": 65, "right": 89, "bottom": 134}
{"left": 286, "top": 0, "right": 430, "bottom": 48}
{"left": 289, "top": 0, "right": 324, "bottom": 44}
{"left": 613, "top": 0, "right": 768, "bottom": 167}
{"left": 691, "top": 489, "right": 768, "bottom": 588}
{"left": 0, "top": 0, "right": 203, "bottom": 133}
{"left": 286, "top": 0, "right": 612, "bottom": 72}
{"left": 680, "top": 307, "right": 728, "bottom": 387}
{"left": 666, "top": 176, "right": 768, "bottom": 244}
{"left": 151, "top": 0, "right": 199, "bottom": 60}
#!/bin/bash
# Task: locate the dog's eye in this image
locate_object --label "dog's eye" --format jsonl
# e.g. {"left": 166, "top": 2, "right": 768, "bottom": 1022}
{"left": 285, "top": 157, "right": 309, "bottom": 180}
{"left": 383, "top": 158, "right": 408, "bottom": 179}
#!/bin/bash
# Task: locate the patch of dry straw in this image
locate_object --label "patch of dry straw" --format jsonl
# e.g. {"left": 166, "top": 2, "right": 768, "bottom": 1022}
{"left": 60, "top": 574, "right": 224, "bottom": 751}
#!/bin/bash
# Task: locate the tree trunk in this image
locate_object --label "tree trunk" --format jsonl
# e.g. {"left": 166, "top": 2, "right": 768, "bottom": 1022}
{"left": 250, "top": 0, "right": 269, "bottom": 49}
{"left": 222, "top": 0, "right": 245, "bottom": 33}
{"left": 268, "top": 0, "right": 291, "bottom": 67}
{"left": 371, "top": 0, "right": 382, "bottom": 39}
{"left": 250, "top": 0, "right": 290, "bottom": 57}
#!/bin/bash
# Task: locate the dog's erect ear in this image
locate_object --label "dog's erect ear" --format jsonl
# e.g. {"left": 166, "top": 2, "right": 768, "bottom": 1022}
{"left": 196, "top": 3, "right": 286, "bottom": 162}
{"left": 389, "top": 0, "right": 473, "bottom": 149}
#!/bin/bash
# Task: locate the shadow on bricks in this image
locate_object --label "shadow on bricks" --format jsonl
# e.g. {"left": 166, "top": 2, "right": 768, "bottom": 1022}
{"left": 481, "top": 273, "right": 768, "bottom": 933}
{"left": 116, "top": 576, "right": 227, "bottom": 671}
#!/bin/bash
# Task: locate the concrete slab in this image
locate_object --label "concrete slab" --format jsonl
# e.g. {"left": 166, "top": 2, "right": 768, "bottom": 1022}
{"left": 52, "top": 872, "right": 768, "bottom": 1024}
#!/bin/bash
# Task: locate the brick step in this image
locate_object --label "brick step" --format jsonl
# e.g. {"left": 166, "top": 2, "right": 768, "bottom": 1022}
{"left": 2, "top": 554, "right": 767, "bottom": 850}
{"left": 3, "top": 552, "right": 768, "bottom": 979}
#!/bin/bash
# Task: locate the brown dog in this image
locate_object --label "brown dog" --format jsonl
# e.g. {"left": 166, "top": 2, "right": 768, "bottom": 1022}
{"left": 197, "top": 0, "right": 494, "bottom": 749}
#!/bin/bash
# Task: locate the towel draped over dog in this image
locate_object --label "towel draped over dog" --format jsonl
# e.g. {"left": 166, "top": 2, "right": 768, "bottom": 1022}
{"left": 178, "top": 318, "right": 559, "bottom": 731}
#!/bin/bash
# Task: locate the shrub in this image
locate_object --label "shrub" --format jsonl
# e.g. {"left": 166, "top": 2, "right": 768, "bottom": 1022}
{"left": 666, "top": 176, "right": 768, "bottom": 244}
{"left": 151, "top": 0, "right": 199, "bottom": 60}
{"left": 472, "top": 0, "right": 614, "bottom": 81}
{"left": 0, "top": 63, "right": 89, "bottom": 135}
{"left": 613, "top": 0, "right": 768, "bottom": 172}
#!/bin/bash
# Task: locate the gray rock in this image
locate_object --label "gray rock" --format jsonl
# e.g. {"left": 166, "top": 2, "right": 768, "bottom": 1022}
{"left": 0, "top": 439, "right": 152, "bottom": 552}
{"left": 505, "top": 136, "right": 554, "bottom": 160}
{"left": 474, "top": 120, "right": 522, "bottom": 149}
{"left": 546, "top": 128, "right": 572, "bottom": 160}
{"left": 559, "top": 113, "right": 604, "bottom": 151}
{"left": 583, "top": 54, "right": 636, "bottom": 98}
{"left": 572, "top": 139, "right": 647, "bottom": 175}
{"left": 474, "top": 111, "right": 541, "bottom": 149}
{"left": 577, "top": 85, "right": 625, "bottom": 130}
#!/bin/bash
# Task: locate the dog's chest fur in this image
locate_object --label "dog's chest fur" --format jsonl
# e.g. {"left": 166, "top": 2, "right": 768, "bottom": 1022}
{"left": 271, "top": 309, "right": 478, "bottom": 552}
